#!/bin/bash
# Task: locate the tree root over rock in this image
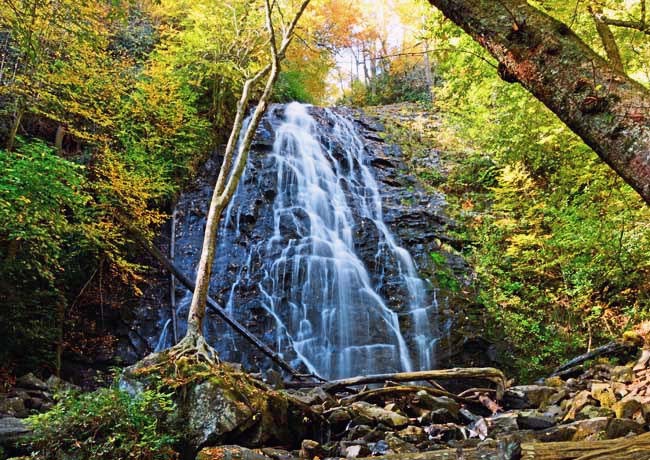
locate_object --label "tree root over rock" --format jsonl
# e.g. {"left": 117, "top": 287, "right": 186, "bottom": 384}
{"left": 167, "top": 332, "right": 220, "bottom": 367}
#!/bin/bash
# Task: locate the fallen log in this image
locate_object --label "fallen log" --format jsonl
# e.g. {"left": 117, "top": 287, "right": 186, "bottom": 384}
{"left": 338, "top": 385, "right": 476, "bottom": 406}
{"left": 288, "top": 368, "right": 507, "bottom": 399}
{"left": 520, "top": 431, "right": 650, "bottom": 459}
{"left": 552, "top": 341, "right": 637, "bottom": 376}
{"left": 132, "top": 230, "right": 306, "bottom": 379}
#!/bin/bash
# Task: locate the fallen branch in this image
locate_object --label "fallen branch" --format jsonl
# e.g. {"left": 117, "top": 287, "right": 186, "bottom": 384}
{"left": 133, "top": 230, "right": 307, "bottom": 379}
{"left": 289, "top": 368, "right": 507, "bottom": 399}
{"left": 552, "top": 341, "right": 637, "bottom": 376}
{"left": 338, "top": 385, "right": 476, "bottom": 406}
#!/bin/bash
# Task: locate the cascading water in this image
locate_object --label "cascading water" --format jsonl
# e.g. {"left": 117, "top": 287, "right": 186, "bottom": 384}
{"left": 154, "top": 102, "right": 441, "bottom": 379}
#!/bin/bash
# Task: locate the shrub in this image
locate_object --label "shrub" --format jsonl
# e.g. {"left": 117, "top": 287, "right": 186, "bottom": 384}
{"left": 26, "top": 386, "right": 178, "bottom": 460}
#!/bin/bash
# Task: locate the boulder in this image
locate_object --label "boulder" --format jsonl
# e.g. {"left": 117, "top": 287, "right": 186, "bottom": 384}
{"left": 0, "top": 417, "right": 31, "bottom": 443}
{"left": 15, "top": 373, "right": 47, "bottom": 391}
{"left": 489, "top": 413, "right": 519, "bottom": 435}
{"left": 120, "top": 351, "right": 316, "bottom": 451}
{"left": 396, "top": 425, "right": 426, "bottom": 444}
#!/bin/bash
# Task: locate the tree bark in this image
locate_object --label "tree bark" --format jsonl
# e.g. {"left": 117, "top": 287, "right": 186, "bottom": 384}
{"left": 427, "top": 0, "right": 650, "bottom": 205}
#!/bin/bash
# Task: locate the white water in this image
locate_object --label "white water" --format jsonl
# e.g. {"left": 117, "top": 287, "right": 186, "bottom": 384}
{"left": 256, "top": 103, "right": 437, "bottom": 379}
{"left": 155, "top": 103, "right": 440, "bottom": 379}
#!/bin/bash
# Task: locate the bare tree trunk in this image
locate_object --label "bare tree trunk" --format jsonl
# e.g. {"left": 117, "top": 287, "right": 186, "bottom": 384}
{"left": 427, "top": 0, "right": 650, "bottom": 205}
{"left": 7, "top": 105, "right": 24, "bottom": 151}
{"left": 184, "top": 0, "right": 311, "bottom": 345}
{"left": 589, "top": 5, "right": 625, "bottom": 73}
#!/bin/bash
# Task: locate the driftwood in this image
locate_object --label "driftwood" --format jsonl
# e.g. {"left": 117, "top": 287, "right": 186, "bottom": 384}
{"left": 288, "top": 368, "right": 507, "bottom": 399}
{"left": 520, "top": 431, "right": 650, "bottom": 459}
{"left": 135, "top": 233, "right": 305, "bottom": 379}
{"left": 552, "top": 341, "right": 637, "bottom": 376}
{"left": 338, "top": 385, "right": 476, "bottom": 406}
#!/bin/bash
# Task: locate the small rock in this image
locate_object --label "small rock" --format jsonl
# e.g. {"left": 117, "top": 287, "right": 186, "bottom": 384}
{"left": 576, "top": 404, "right": 615, "bottom": 420}
{"left": 612, "top": 398, "right": 642, "bottom": 420}
{"left": 564, "top": 390, "right": 595, "bottom": 420}
{"left": 300, "top": 439, "right": 323, "bottom": 459}
{"left": 590, "top": 383, "right": 616, "bottom": 408}
{"left": 385, "top": 433, "right": 418, "bottom": 454}
{"left": 507, "top": 385, "right": 559, "bottom": 409}
{"left": 397, "top": 425, "right": 425, "bottom": 444}
{"left": 413, "top": 392, "right": 460, "bottom": 418}
{"left": 370, "top": 439, "right": 389, "bottom": 456}
{"left": 327, "top": 408, "right": 351, "bottom": 430}
{"left": 611, "top": 366, "right": 634, "bottom": 383}
{"left": 489, "top": 413, "right": 519, "bottom": 435}
{"left": 0, "top": 398, "right": 27, "bottom": 418}
{"left": 45, "top": 375, "right": 79, "bottom": 392}
{"left": 343, "top": 444, "right": 365, "bottom": 458}
{"left": 544, "top": 376, "right": 564, "bottom": 387}
{"left": 15, "top": 373, "right": 47, "bottom": 391}
{"left": 350, "top": 402, "right": 409, "bottom": 428}
{"left": 345, "top": 424, "right": 373, "bottom": 441}
{"left": 197, "top": 446, "right": 272, "bottom": 460}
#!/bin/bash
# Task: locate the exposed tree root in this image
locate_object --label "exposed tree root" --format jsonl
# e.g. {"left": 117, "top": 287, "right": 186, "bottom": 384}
{"left": 167, "top": 332, "right": 220, "bottom": 366}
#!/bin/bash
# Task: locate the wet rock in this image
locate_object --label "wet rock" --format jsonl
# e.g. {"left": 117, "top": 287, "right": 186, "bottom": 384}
{"left": 196, "top": 445, "right": 272, "bottom": 460}
{"left": 516, "top": 410, "right": 555, "bottom": 430}
{"left": 350, "top": 402, "right": 409, "bottom": 428}
{"left": 15, "top": 373, "right": 47, "bottom": 391}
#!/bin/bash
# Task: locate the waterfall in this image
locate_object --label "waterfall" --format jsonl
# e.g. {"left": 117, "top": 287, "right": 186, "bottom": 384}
{"left": 156, "top": 102, "right": 441, "bottom": 379}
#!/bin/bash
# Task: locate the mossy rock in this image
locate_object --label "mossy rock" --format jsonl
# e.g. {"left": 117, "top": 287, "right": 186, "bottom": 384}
{"left": 120, "top": 350, "right": 317, "bottom": 452}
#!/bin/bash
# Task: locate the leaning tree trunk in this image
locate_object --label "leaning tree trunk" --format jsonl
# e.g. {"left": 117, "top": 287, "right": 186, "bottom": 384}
{"left": 427, "top": 0, "right": 650, "bottom": 205}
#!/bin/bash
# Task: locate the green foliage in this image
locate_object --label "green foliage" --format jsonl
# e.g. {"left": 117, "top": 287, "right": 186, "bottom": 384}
{"left": 428, "top": 20, "right": 650, "bottom": 379}
{"left": 274, "top": 70, "right": 315, "bottom": 103}
{"left": 26, "top": 386, "right": 178, "bottom": 460}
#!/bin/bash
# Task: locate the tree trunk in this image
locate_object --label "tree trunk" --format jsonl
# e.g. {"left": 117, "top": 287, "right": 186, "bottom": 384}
{"left": 589, "top": 5, "right": 625, "bottom": 73}
{"left": 427, "top": 0, "right": 650, "bottom": 205}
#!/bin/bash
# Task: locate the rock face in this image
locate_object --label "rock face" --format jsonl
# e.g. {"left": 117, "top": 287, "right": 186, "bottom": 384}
{"left": 126, "top": 103, "right": 477, "bottom": 378}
